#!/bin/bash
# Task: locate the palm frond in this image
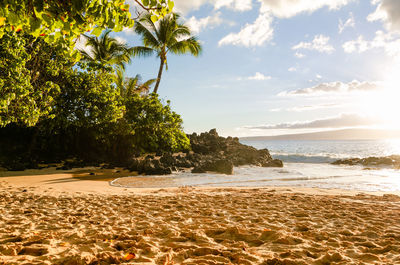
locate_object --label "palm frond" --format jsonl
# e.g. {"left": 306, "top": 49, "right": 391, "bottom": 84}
{"left": 167, "top": 36, "right": 202, "bottom": 56}
{"left": 134, "top": 20, "right": 160, "bottom": 48}
{"left": 133, "top": 46, "right": 155, "bottom": 57}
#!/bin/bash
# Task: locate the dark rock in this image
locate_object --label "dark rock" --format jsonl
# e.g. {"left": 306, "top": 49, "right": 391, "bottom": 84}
{"left": 261, "top": 159, "right": 284, "bottom": 168}
{"left": 186, "top": 129, "right": 283, "bottom": 172}
{"left": 191, "top": 166, "right": 207, "bottom": 173}
{"left": 127, "top": 158, "right": 141, "bottom": 172}
{"left": 208, "top": 159, "right": 234, "bottom": 174}
{"left": 128, "top": 157, "right": 172, "bottom": 175}
{"left": 160, "top": 153, "right": 176, "bottom": 167}
{"left": 192, "top": 159, "right": 234, "bottom": 175}
{"left": 58, "top": 165, "right": 72, "bottom": 170}
{"left": 332, "top": 156, "right": 400, "bottom": 168}
{"left": 128, "top": 129, "right": 282, "bottom": 176}
{"left": 208, "top": 128, "right": 218, "bottom": 137}
{"left": 101, "top": 163, "right": 116, "bottom": 169}
{"left": 175, "top": 158, "right": 193, "bottom": 168}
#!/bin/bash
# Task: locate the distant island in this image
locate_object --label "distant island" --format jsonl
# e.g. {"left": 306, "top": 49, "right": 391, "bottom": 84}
{"left": 240, "top": 128, "right": 400, "bottom": 141}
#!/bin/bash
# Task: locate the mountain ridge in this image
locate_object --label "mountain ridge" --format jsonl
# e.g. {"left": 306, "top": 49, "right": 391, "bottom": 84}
{"left": 240, "top": 129, "right": 400, "bottom": 141}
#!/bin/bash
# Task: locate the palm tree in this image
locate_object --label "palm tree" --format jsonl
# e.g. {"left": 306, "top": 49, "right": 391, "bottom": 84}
{"left": 79, "top": 29, "right": 133, "bottom": 71}
{"left": 133, "top": 13, "right": 202, "bottom": 94}
{"left": 115, "top": 69, "right": 156, "bottom": 96}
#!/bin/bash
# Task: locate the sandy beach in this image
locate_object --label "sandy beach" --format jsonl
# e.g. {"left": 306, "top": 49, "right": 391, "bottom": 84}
{"left": 1, "top": 168, "right": 400, "bottom": 264}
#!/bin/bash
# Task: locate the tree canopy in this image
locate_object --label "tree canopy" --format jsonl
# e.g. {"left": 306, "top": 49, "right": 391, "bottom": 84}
{"left": 0, "top": 28, "right": 190, "bottom": 169}
{"left": 133, "top": 13, "right": 202, "bottom": 93}
{"left": 79, "top": 29, "right": 133, "bottom": 71}
{"left": 0, "top": 0, "right": 174, "bottom": 59}
{"left": 0, "top": 1, "right": 197, "bottom": 170}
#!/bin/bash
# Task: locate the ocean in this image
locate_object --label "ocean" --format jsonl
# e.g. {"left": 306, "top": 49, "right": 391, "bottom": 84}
{"left": 111, "top": 139, "right": 400, "bottom": 191}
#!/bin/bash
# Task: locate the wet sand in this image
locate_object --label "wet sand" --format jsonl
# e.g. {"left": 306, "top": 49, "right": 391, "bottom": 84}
{"left": 1, "top": 168, "right": 400, "bottom": 264}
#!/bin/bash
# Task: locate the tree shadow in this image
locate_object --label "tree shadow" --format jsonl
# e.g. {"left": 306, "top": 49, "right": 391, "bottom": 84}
{"left": 1, "top": 167, "right": 137, "bottom": 184}
{"left": 43, "top": 168, "right": 137, "bottom": 184}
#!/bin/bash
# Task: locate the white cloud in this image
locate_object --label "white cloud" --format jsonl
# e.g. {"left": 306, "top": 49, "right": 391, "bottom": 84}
{"left": 215, "top": 0, "right": 253, "bottom": 11}
{"left": 294, "top": 52, "right": 305, "bottom": 58}
{"left": 243, "top": 113, "right": 379, "bottom": 130}
{"left": 316, "top": 74, "right": 322, "bottom": 79}
{"left": 270, "top": 103, "right": 340, "bottom": 112}
{"left": 173, "top": 0, "right": 210, "bottom": 14}
{"left": 173, "top": 0, "right": 252, "bottom": 14}
{"left": 288, "top": 67, "right": 297, "bottom": 72}
{"left": 186, "top": 12, "right": 225, "bottom": 34}
{"left": 292, "top": 35, "right": 335, "bottom": 54}
{"left": 238, "top": 72, "right": 272, "bottom": 81}
{"left": 280, "top": 80, "right": 380, "bottom": 96}
{"left": 258, "top": 0, "right": 354, "bottom": 18}
{"left": 342, "top": 31, "right": 400, "bottom": 56}
{"left": 115, "top": 36, "right": 127, "bottom": 44}
{"left": 178, "top": 0, "right": 352, "bottom": 48}
{"left": 339, "top": 12, "right": 355, "bottom": 33}
{"left": 122, "top": 27, "right": 135, "bottom": 35}
{"left": 218, "top": 11, "right": 273, "bottom": 47}
{"left": 174, "top": 0, "right": 353, "bottom": 16}
{"left": 368, "top": 0, "right": 400, "bottom": 32}
{"left": 342, "top": 36, "right": 369, "bottom": 53}
{"left": 249, "top": 72, "right": 272, "bottom": 80}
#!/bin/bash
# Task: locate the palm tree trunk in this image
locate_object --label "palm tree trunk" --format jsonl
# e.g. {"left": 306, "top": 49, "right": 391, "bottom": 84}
{"left": 153, "top": 58, "right": 164, "bottom": 94}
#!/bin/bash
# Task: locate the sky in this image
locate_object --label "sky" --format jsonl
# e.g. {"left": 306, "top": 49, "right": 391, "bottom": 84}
{"left": 114, "top": 0, "right": 400, "bottom": 137}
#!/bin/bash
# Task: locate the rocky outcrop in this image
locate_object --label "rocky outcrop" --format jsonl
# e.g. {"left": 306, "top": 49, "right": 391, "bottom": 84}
{"left": 128, "top": 129, "right": 283, "bottom": 175}
{"left": 189, "top": 129, "right": 282, "bottom": 168}
{"left": 332, "top": 155, "right": 400, "bottom": 168}
{"left": 128, "top": 156, "right": 175, "bottom": 175}
{"left": 192, "top": 160, "right": 234, "bottom": 175}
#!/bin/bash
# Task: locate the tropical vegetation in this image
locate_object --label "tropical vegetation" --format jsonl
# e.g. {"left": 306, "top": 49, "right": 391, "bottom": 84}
{"left": 133, "top": 13, "right": 202, "bottom": 93}
{"left": 0, "top": 1, "right": 204, "bottom": 170}
{"left": 0, "top": 0, "right": 174, "bottom": 59}
{"left": 79, "top": 30, "right": 133, "bottom": 72}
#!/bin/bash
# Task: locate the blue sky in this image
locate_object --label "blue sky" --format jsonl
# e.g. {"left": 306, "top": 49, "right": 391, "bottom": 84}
{"left": 114, "top": 0, "right": 400, "bottom": 137}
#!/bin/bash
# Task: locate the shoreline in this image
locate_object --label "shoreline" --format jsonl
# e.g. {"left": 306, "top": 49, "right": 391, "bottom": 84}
{"left": 1, "top": 166, "right": 400, "bottom": 196}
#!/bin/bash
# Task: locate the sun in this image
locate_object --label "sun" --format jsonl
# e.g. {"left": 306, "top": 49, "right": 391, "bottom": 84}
{"left": 380, "top": 64, "right": 400, "bottom": 129}
{"left": 359, "top": 62, "right": 400, "bottom": 130}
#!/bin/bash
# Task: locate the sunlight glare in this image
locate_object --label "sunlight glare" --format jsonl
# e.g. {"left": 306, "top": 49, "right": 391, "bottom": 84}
{"left": 360, "top": 61, "right": 400, "bottom": 129}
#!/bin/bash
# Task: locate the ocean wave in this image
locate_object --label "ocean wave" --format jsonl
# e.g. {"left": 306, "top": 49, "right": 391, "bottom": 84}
{"left": 271, "top": 153, "right": 340, "bottom": 163}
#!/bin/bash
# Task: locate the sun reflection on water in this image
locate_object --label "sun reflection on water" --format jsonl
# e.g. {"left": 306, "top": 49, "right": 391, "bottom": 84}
{"left": 383, "top": 139, "right": 400, "bottom": 156}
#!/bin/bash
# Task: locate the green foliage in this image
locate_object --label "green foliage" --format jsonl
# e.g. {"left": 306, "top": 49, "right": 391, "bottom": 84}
{"left": 0, "top": 30, "right": 64, "bottom": 126}
{"left": 133, "top": 13, "right": 202, "bottom": 93}
{"left": 79, "top": 29, "right": 133, "bottom": 71}
{"left": 50, "top": 70, "right": 125, "bottom": 129}
{"left": 0, "top": 0, "right": 174, "bottom": 60}
{"left": 124, "top": 93, "right": 190, "bottom": 153}
{"left": 115, "top": 69, "right": 156, "bottom": 96}
{"left": 0, "top": 1, "right": 194, "bottom": 168}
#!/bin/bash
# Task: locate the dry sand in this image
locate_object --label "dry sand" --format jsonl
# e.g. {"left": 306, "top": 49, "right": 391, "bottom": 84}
{"left": 0, "top": 168, "right": 400, "bottom": 264}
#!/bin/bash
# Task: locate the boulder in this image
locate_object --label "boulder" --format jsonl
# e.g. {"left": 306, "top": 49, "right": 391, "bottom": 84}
{"left": 209, "top": 159, "right": 234, "bottom": 174}
{"left": 192, "top": 159, "right": 234, "bottom": 175}
{"left": 332, "top": 156, "right": 400, "bottom": 169}
{"left": 187, "top": 129, "right": 282, "bottom": 169}
{"left": 128, "top": 157, "right": 171, "bottom": 175}
{"left": 159, "top": 153, "right": 176, "bottom": 167}
{"left": 191, "top": 166, "right": 207, "bottom": 173}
